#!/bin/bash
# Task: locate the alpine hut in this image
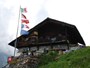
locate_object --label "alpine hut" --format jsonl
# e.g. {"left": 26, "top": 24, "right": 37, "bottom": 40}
{"left": 9, "top": 18, "right": 85, "bottom": 54}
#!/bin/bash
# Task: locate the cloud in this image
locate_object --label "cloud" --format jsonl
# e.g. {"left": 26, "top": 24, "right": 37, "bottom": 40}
{"left": 0, "top": 0, "right": 15, "bottom": 55}
{"left": 0, "top": 0, "right": 16, "bottom": 66}
{"left": 34, "top": 0, "right": 48, "bottom": 25}
{"left": 36, "top": 6, "right": 48, "bottom": 23}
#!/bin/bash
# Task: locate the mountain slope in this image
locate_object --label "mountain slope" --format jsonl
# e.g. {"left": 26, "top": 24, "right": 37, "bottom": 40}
{"left": 0, "top": 52, "right": 8, "bottom": 68}
{"left": 39, "top": 47, "right": 90, "bottom": 68}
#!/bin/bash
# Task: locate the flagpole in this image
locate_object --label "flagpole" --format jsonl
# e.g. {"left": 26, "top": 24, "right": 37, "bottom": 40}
{"left": 14, "top": 6, "right": 21, "bottom": 57}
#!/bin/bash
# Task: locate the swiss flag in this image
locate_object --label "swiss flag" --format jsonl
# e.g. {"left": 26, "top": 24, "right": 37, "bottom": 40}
{"left": 7, "top": 57, "right": 12, "bottom": 63}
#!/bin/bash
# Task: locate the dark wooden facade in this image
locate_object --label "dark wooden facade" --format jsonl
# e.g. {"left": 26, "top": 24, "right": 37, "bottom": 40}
{"left": 9, "top": 18, "right": 85, "bottom": 51}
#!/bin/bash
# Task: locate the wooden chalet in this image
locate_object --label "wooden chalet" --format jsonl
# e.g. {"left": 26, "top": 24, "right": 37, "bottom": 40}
{"left": 9, "top": 18, "right": 85, "bottom": 52}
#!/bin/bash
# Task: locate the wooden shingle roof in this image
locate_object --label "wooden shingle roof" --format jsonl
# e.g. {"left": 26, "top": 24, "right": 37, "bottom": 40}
{"left": 9, "top": 17, "right": 85, "bottom": 48}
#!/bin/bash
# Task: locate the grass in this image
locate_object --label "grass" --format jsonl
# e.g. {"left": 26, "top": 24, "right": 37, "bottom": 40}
{"left": 39, "top": 47, "right": 90, "bottom": 68}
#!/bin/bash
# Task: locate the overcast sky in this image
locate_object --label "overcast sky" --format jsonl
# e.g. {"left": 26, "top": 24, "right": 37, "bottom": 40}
{"left": 0, "top": 0, "right": 90, "bottom": 56}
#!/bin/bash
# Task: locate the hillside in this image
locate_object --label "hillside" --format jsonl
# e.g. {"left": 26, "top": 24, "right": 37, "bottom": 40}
{"left": 39, "top": 47, "right": 90, "bottom": 68}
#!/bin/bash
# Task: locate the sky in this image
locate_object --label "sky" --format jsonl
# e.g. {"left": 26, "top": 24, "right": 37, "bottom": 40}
{"left": 0, "top": 0, "right": 90, "bottom": 57}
